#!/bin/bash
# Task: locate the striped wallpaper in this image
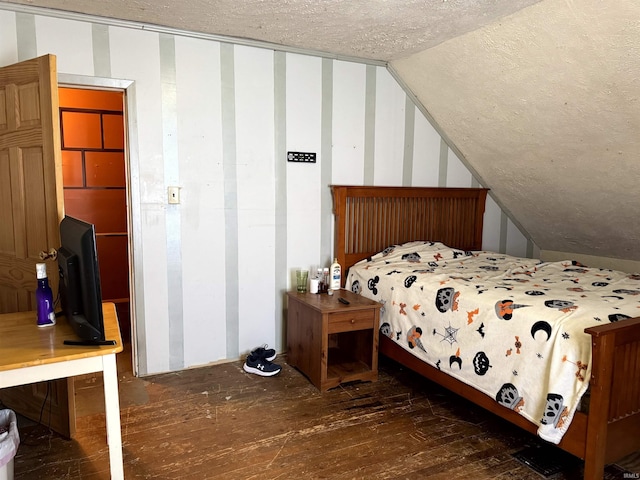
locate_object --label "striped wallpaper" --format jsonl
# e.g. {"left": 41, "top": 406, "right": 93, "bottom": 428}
{"left": 0, "top": 4, "right": 534, "bottom": 375}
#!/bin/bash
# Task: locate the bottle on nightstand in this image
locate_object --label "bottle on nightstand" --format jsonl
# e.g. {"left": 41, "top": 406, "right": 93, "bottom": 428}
{"left": 330, "top": 258, "right": 341, "bottom": 290}
{"left": 322, "top": 268, "right": 329, "bottom": 293}
{"left": 310, "top": 269, "right": 320, "bottom": 294}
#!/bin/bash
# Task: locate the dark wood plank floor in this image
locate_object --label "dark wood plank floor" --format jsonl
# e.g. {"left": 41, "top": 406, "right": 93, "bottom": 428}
{"left": 11, "top": 345, "right": 639, "bottom": 479}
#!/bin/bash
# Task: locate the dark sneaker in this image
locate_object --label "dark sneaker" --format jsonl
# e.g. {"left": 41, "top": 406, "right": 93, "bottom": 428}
{"left": 250, "top": 344, "right": 276, "bottom": 362}
{"left": 243, "top": 354, "right": 282, "bottom": 377}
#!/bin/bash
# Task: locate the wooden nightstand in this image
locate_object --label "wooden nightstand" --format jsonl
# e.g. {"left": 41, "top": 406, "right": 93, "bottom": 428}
{"left": 286, "top": 289, "right": 381, "bottom": 391}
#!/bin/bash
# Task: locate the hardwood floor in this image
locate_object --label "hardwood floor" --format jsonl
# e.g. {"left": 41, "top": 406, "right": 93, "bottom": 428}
{"left": 11, "top": 345, "right": 638, "bottom": 479}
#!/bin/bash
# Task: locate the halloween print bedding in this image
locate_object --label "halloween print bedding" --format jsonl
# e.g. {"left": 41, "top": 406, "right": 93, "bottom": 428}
{"left": 345, "top": 241, "right": 640, "bottom": 444}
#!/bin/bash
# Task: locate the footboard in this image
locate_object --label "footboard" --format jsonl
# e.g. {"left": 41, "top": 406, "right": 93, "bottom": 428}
{"left": 583, "top": 316, "right": 640, "bottom": 479}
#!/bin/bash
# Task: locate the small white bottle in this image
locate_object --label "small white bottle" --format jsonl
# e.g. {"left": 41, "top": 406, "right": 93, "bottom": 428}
{"left": 310, "top": 270, "right": 320, "bottom": 294}
{"left": 330, "top": 258, "right": 341, "bottom": 290}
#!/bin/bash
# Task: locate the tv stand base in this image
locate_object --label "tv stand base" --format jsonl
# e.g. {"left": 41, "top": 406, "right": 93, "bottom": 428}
{"left": 64, "top": 339, "right": 117, "bottom": 346}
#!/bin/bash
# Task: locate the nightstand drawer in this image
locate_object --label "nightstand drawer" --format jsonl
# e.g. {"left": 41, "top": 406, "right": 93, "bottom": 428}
{"left": 328, "top": 310, "right": 374, "bottom": 333}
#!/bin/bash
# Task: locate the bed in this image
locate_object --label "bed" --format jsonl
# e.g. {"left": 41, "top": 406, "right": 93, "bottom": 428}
{"left": 331, "top": 185, "right": 640, "bottom": 480}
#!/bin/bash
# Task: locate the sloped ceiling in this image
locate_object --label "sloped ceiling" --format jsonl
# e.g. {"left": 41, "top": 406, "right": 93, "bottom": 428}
{"left": 6, "top": 0, "right": 639, "bottom": 261}
{"left": 393, "top": 1, "right": 640, "bottom": 262}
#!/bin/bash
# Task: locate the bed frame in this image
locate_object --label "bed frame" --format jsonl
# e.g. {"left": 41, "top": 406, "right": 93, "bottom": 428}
{"left": 331, "top": 185, "right": 640, "bottom": 480}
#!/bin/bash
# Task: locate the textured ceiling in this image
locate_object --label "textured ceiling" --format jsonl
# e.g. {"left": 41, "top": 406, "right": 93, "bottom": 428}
{"left": 392, "top": 0, "right": 640, "bottom": 262}
{"left": 6, "top": 0, "right": 639, "bottom": 262}
{"left": 4, "top": 0, "right": 542, "bottom": 61}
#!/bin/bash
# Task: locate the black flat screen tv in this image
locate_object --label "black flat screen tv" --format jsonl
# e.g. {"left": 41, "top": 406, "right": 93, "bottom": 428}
{"left": 57, "top": 216, "right": 115, "bottom": 346}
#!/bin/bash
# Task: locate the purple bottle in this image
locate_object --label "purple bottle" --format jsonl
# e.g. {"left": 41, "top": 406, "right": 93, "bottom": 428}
{"left": 36, "top": 263, "right": 56, "bottom": 327}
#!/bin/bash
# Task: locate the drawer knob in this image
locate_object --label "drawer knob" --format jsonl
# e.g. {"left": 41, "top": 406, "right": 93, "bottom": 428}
{"left": 351, "top": 319, "right": 355, "bottom": 324}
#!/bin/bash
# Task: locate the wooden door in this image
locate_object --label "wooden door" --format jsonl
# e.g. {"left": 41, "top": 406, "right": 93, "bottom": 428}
{"left": 0, "top": 54, "right": 75, "bottom": 438}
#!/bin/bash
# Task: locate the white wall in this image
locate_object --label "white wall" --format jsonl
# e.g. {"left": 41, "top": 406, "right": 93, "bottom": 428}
{"left": 0, "top": 6, "right": 532, "bottom": 375}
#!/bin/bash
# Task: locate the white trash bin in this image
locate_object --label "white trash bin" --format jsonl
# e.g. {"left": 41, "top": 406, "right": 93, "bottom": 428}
{"left": 0, "top": 410, "right": 19, "bottom": 480}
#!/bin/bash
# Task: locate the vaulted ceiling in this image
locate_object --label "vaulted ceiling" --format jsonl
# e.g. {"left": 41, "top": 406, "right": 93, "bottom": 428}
{"left": 8, "top": 0, "right": 639, "bottom": 261}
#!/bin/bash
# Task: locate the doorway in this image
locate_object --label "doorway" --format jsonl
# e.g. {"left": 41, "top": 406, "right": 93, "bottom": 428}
{"left": 58, "top": 87, "right": 131, "bottom": 342}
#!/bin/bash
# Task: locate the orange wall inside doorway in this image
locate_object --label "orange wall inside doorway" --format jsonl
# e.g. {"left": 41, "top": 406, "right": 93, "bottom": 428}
{"left": 59, "top": 87, "right": 130, "bottom": 340}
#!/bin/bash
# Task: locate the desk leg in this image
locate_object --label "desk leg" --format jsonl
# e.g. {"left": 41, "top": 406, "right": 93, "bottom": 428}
{"left": 103, "top": 354, "right": 124, "bottom": 479}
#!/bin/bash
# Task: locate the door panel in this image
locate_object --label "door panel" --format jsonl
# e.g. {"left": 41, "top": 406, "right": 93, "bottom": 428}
{"left": 0, "top": 54, "right": 64, "bottom": 307}
{"left": 0, "top": 54, "right": 74, "bottom": 439}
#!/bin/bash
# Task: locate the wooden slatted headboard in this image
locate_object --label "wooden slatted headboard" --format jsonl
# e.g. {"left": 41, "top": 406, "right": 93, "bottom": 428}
{"left": 331, "top": 185, "right": 489, "bottom": 282}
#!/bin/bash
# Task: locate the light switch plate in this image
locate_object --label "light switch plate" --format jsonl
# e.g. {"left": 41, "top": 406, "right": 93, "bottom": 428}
{"left": 168, "top": 186, "right": 181, "bottom": 204}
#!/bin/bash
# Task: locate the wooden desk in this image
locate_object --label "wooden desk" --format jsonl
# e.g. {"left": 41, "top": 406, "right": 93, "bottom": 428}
{"left": 0, "top": 302, "right": 124, "bottom": 479}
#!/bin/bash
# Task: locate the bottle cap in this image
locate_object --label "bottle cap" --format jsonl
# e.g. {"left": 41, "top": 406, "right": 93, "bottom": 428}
{"left": 36, "top": 263, "right": 47, "bottom": 279}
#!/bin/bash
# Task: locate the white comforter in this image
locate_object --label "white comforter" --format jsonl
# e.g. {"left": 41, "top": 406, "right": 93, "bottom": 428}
{"left": 345, "top": 241, "right": 640, "bottom": 443}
